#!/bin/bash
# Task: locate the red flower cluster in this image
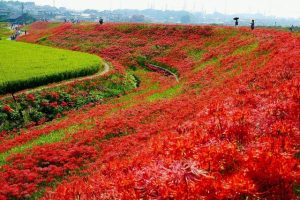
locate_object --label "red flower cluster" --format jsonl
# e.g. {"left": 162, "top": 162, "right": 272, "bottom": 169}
{"left": 26, "top": 94, "right": 35, "bottom": 101}
{"left": 0, "top": 142, "right": 97, "bottom": 199}
{"left": 2, "top": 105, "right": 13, "bottom": 113}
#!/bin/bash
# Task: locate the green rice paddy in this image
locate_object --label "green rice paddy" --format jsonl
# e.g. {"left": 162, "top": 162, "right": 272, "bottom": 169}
{"left": 0, "top": 40, "right": 102, "bottom": 94}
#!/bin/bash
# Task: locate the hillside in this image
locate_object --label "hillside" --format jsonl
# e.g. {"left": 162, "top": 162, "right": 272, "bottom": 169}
{"left": 0, "top": 22, "right": 299, "bottom": 199}
{"left": 0, "top": 23, "right": 13, "bottom": 39}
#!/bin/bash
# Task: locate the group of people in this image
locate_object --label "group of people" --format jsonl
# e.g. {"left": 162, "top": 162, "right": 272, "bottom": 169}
{"left": 234, "top": 17, "right": 255, "bottom": 30}
{"left": 10, "top": 30, "right": 26, "bottom": 40}
{"left": 289, "top": 25, "right": 297, "bottom": 32}
{"left": 8, "top": 23, "right": 27, "bottom": 40}
{"left": 10, "top": 34, "right": 18, "bottom": 40}
{"left": 64, "top": 19, "right": 81, "bottom": 24}
{"left": 5, "top": 18, "right": 297, "bottom": 39}
{"left": 10, "top": 24, "right": 21, "bottom": 40}
{"left": 234, "top": 18, "right": 296, "bottom": 32}
{"left": 62, "top": 18, "right": 103, "bottom": 24}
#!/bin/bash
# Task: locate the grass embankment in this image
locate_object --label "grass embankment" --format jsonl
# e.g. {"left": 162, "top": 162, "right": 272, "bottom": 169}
{"left": 1, "top": 23, "right": 298, "bottom": 199}
{"left": 0, "top": 40, "right": 102, "bottom": 94}
{"left": 0, "top": 68, "right": 162, "bottom": 167}
{"left": 0, "top": 23, "right": 12, "bottom": 39}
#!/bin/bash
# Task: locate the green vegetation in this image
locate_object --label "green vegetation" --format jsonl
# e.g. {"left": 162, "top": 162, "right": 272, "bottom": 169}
{"left": 0, "top": 72, "right": 139, "bottom": 132}
{"left": 0, "top": 23, "right": 12, "bottom": 39}
{"left": 137, "top": 55, "right": 179, "bottom": 77}
{"left": 0, "top": 40, "right": 102, "bottom": 94}
{"left": 102, "top": 131, "right": 131, "bottom": 141}
{"left": 193, "top": 57, "right": 219, "bottom": 72}
{"left": 189, "top": 49, "right": 205, "bottom": 61}
{"left": 0, "top": 70, "right": 142, "bottom": 165}
{"left": 148, "top": 84, "right": 182, "bottom": 102}
{"left": 0, "top": 124, "right": 88, "bottom": 166}
{"left": 233, "top": 42, "right": 258, "bottom": 55}
{"left": 109, "top": 69, "right": 160, "bottom": 112}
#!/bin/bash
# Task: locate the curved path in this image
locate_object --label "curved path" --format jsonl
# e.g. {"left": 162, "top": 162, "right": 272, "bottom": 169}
{"left": 37, "top": 62, "right": 110, "bottom": 90}
{"left": 0, "top": 60, "right": 177, "bottom": 100}
{"left": 148, "top": 64, "right": 179, "bottom": 82}
{"left": 0, "top": 63, "right": 110, "bottom": 100}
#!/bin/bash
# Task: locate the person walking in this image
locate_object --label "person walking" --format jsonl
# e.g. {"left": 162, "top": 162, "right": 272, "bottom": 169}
{"left": 233, "top": 17, "right": 239, "bottom": 27}
{"left": 99, "top": 18, "right": 104, "bottom": 25}
{"left": 251, "top": 20, "right": 255, "bottom": 30}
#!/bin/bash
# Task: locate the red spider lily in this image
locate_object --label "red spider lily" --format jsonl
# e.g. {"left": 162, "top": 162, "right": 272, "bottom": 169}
{"left": 3, "top": 22, "right": 297, "bottom": 199}
{"left": 49, "top": 102, "right": 58, "bottom": 108}
{"left": 2, "top": 105, "right": 13, "bottom": 113}
{"left": 26, "top": 94, "right": 35, "bottom": 101}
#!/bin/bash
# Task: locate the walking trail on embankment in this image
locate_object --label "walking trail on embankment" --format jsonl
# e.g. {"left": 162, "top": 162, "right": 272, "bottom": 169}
{"left": 0, "top": 62, "right": 110, "bottom": 100}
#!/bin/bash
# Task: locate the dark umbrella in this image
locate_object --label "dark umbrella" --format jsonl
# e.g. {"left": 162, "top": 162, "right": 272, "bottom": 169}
{"left": 233, "top": 17, "right": 239, "bottom": 26}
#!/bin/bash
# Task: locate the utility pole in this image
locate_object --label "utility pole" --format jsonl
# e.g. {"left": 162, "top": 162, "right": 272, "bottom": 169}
{"left": 151, "top": 0, "right": 155, "bottom": 9}
{"left": 224, "top": 0, "right": 228, "bottom": 15}
{"left": 164, "top": 3, "right": 168, "bottom": 11}
{"left": 21, "top": 3, "right": 24, "bottom": 15}
{"left": 119, "top": 0, "right": 122, "bottom": 9}
{"left": 183, "top": 0, "right": 187, "bottom": 10}
{"left": 192, "top": 1, "right": 196, "bottom": 12}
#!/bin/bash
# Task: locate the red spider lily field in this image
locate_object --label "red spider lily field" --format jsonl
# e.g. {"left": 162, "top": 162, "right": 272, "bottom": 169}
{"left": 0, "top": 21, "right": 299, "bottom": 199}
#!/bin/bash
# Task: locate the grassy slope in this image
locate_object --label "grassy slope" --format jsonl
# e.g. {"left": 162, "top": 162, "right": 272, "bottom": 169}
{"left": 0, "top": 40, "right": 102, "bottom": 94}
{"left": 0, "top": 23, "right": 299, "bottom": 199}
{"left": 0, "top": 23, "right": 12, "bottom": 39}
{"left": 0, "top": 24, "right": 263, "bottom": 192}
{"left": 0, "top": 69, "right": 160, "bottom": 166}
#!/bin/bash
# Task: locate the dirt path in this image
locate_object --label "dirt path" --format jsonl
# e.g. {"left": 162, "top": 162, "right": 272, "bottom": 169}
{"left": 0, "top": 63, "right": 110, "bottom": 100}
{"left": 39, "top": 63, "right": 110, "bottom": 89}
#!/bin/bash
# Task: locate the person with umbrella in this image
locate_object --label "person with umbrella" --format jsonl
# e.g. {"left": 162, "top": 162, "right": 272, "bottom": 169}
{"left": 233, "top": 17, "right": 239, "bottom": 27}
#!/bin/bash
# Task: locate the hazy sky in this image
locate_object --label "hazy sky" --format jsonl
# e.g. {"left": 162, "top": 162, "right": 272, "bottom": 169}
{"left": 17, "top": 0, "right": 300, "bottom": 18}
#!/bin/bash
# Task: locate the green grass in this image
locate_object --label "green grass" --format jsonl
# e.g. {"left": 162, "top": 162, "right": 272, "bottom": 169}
{"left": 0, "top": 124, "right": 87, "bottom": 166}
{"left": 189, "top": 49, "right": 205, "bottom": 61}
{"left": 0, "top": 23, "right": 13, "bottom": 39}
{"left": 0, "top": 40, "right": 102, "bottom": 94}
{"left": 148, "top": 84, "right": 182, "bottom": 102}
{"left": 109, "top": 69, "right": 161, "bottom": 112}
{"left": 193, "top": 57, "right": 219, "bottom": 73}
{"left": 232, "top": 42, "right": 258, "bottom": 55}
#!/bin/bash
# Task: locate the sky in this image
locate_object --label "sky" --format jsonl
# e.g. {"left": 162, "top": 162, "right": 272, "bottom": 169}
{"left": 16, "top": 0, "right": 300, "bottom": 18}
